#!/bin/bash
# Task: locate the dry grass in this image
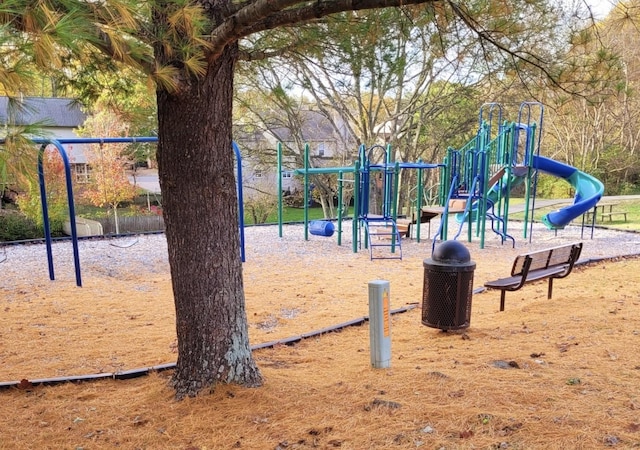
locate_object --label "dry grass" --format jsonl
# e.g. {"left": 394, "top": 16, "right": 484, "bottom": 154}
{"left": 1, "top": 235, "right": 640, "bottom": 449}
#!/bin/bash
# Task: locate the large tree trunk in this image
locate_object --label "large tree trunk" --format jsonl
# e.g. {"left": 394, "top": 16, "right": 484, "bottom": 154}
{"left": 156, "top": 44, "right": 262, "bottom": 399}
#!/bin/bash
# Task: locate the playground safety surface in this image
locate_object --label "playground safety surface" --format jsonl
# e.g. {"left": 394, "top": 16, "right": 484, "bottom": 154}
{"left": 1, "top": 221, "right": 640, "bottom": 448}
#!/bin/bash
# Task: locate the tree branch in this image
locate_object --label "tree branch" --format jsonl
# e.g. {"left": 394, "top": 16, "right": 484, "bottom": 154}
{"left": 0, "top": 1, "right": 155, "bottom": 75}
{"left": 444, "top": 0, "right": 566, "bottom": 92}
{"left": 208, "top": 0, "right": 438, "bottom": 62}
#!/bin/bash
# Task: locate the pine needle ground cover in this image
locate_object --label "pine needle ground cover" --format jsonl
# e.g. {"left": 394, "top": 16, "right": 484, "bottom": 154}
{"left": 1, "top": 227, "right": 639, "bottom": 449}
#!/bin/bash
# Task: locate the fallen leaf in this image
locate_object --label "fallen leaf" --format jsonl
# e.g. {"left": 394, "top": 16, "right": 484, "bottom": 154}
{"left": 627, "top": 423, "right": 640, "bottom": 432}
{"left": 460, "top": 430, "right": 474, "bottom": 439}
{"left": 17, "top": 379, "right": 33, "bottom": 390}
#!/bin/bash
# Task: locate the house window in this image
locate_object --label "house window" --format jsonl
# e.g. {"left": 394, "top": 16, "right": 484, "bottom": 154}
{"left": 282, "top": 171, "right": 293, "bottom": 179}
{"left": 73, "top": 164, "right": 91, "bottom": 183}
{"left": 317, "top": 143, "right": 325, "bottom": 157}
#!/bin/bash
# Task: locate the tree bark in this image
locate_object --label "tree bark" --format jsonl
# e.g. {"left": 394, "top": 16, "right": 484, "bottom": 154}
{"left": 156, "top": 43, "right": 262, "bottom": 399}
{"left": 113, "top": 205, "right": 120, "bottom": 235}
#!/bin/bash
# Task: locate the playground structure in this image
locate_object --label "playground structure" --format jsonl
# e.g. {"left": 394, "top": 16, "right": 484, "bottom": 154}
{"left": 355, "top": 144, "right": 441, "bottom": 260}
{"left": 20, "top": 102, "right": 604, "bottom": 278}
{"left": 277, "top": 142, "right": 441, "bottom": 260}
{"left": 278, "top": 101, "right": 605, "bottom": 257}
{"left": 10, "top": 137, "right": 247, "bottom": 287}
{"left": 432, "top": 102, "right": 604, "bottom": 250}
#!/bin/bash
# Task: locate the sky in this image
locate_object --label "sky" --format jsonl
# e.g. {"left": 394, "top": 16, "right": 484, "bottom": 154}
{"left": 585, "top": 0, "right": 616, "bottom": 19}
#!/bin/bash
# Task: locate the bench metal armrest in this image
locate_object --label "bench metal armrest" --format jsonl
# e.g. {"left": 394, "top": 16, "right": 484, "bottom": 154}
{"left": 484, "top": 256, "right": 533, "bottom": 292}
{"left": 551, "top": 244, "right": 582, "bottom": 280}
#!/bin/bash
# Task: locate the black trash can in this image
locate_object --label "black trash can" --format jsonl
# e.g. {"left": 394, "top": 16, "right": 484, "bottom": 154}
{"left": 422, "top": 241, "right": 475, "bottom": 330}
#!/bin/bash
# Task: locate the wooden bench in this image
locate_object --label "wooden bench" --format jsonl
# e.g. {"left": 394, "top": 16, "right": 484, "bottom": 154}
{"left": 584, "top": 202, "right": 628, "bottom": 223}
{"left": 422, "top": 199, "right": 467, "bottom": 216}
{"left": 600, "top": 211, "right": 628, "bottom": 222}
{"left": 484, "top": 242, "right": 583, "bottom": 311}
{"left": 396, "top": 218, "right": 412, "bottom": 238}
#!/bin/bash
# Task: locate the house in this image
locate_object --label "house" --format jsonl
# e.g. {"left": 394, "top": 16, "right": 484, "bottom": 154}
{"left": 0, "top": 96, "right": 91, "bottom": 182}
{"left": 235, "top": 109, "right": 357, "bottom": 198}
{"left": 1, "top": 98, "right": 359, "bottom": 202}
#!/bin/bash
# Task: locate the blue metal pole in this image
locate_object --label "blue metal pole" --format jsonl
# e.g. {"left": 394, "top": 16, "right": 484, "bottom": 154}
{"left": 37, "top": 144, "right": 55, "bottom": 282}
{"left": 39, "top": 140, "right": 82, "bottom": 286}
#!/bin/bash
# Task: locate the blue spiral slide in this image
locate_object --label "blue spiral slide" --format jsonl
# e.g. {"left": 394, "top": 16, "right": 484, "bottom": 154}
{"left": 532, "top": 155, "right": 604, "bottom": 230}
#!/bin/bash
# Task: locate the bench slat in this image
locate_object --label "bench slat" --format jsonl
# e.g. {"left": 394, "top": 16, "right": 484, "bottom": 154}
{"left": 485, "top": 266, "right": 567, "bottom": 289}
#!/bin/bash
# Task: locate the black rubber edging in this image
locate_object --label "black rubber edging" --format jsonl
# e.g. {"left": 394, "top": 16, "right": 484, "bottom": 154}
{"left": 0, "top": 304, "right": 418, "bottom": 390}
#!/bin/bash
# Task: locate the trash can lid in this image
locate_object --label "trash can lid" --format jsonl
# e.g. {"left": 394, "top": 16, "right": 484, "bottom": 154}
{"left": 431, "top": 240, "right": 471, "bottom": 264}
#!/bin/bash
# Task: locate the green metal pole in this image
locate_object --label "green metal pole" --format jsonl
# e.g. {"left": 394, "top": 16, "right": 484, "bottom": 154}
{"left": 501, "top": 123, "right": 512, "bottom": 236}
{"left": 480, "top": 150, "right": 491, "bottom": 249}
{"left": 523, "top": 122, "right": 538, "bottom": 240}
{"left": 522, "top": 122, "right": 532, "bottom": 239}
{"left": 385, "top": 144, "right": 392, "bottom": 217}
{"left": 440, "top": 152, "right": 452, "bottom": 240}
{"left": 277, "top": 142, "right": 283, "bottom": 238}
{"left": 478, "top": 127, "right": 488, "bottom": 246}
{"left": 363, "top": 149, "right": 370, "bottom": 250}
{"left": 353, "top": 160, "right": 360, "bottom": 253}
{"left": 523, "top": 169, "right": 532, "bottom": 239}
{"left": 391, "top": 161, "right": 400, "bottom": 253}
{"left": 439, "top": 160, "right": 447, "bottom": 207}
{"left": 495, "top": 123, "right": 506, "bottom": 221}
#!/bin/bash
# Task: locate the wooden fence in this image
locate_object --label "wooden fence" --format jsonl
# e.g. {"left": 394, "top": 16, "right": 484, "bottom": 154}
{"left": 97, "top": 215, "right": 165, "bottom": 235}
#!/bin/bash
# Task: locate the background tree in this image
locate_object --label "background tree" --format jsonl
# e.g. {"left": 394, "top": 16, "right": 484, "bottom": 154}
{"left": 235, "top": 1, "right": 585, "bottom": 214}
{"left": 78, "top": 110, "right": 137, "bottom": 234}
{"left": 543, "top": 1, "right": 636, "bottom": 195}
{"left": 0, "top": 99, "right": 59, "bottom": 209}
{"left": 15, "top": 146, "right": 68, "bottom": 234}
{"left": 0, "top": 134, "right": 36, "bottom": 209}
{"left": 65, "top": 67, "right": 159, "bottom": 170}
{"left": 244, "top": 178, "right": 279, "bottom": 224}
{"left": 236, "top": 8, "right": 483, "bottom": 214}
{"left": 0, "top": 0, "right": 611, "bottom": 399}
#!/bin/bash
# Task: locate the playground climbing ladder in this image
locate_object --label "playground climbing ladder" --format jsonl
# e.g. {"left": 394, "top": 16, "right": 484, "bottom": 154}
{"left": 358, "top": 144, "right": 403, "bottom": 260}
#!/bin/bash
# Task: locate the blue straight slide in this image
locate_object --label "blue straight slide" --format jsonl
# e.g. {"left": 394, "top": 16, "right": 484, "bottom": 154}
{"left": 532, "top": 155, "right": 604, "bottom": 230}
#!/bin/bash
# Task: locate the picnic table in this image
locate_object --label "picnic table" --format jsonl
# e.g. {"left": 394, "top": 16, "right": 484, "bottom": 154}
{"left": 578, "top": 201, "right": 628, "bottom": 240}
{"left": 585, "top": 202, "right": 628, "bottom": 223}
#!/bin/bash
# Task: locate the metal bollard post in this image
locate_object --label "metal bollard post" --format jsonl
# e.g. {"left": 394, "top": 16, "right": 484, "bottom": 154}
{"left": 368, "top": 280, "right": 391, "bottom": 368}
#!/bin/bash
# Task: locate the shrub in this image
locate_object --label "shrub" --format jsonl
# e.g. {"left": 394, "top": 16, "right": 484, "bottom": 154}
{"left": 535, "top": 174, "right": 574, "bottom": 199}
{"left": 0, "top": 210, "right": 41, "bottom": 241}
{"left": 16, "top": 183, "right": 68, "bottom": 237}
{"left": 245, "top": 193, "right": 278, "bottom": 225}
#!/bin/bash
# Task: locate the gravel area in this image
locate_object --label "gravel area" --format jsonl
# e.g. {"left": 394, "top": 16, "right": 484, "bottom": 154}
{"left": 1, "top": 218, "right": 639, "bottom": 287}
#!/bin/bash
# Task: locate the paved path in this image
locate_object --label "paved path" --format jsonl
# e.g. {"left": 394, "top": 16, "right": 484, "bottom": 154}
{"left": 508, "top": 195, "right": 640, "bottom": 214}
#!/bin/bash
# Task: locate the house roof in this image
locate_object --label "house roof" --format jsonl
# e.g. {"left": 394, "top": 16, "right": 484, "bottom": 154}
{"left": 0, "top": 96, "right": 86, "bottom": 127}
{"left": 235, "top": 109, "right": 351, "bottom": 144}
{"left": 270, "top": 110, "right": 339, "bottom": 142}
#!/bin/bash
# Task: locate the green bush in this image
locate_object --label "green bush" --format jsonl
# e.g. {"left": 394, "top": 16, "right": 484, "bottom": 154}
{"left": 0, "top": 210, "right": 42, "bottom": 241}
{"left": 245, "top": 193, "right": 278, "bottom": 225}
{"left": 16, "top": 177, "right": 69, "bottom": 237}
{"left": 535, "top": 174, "right": 574, "bottom": 199}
